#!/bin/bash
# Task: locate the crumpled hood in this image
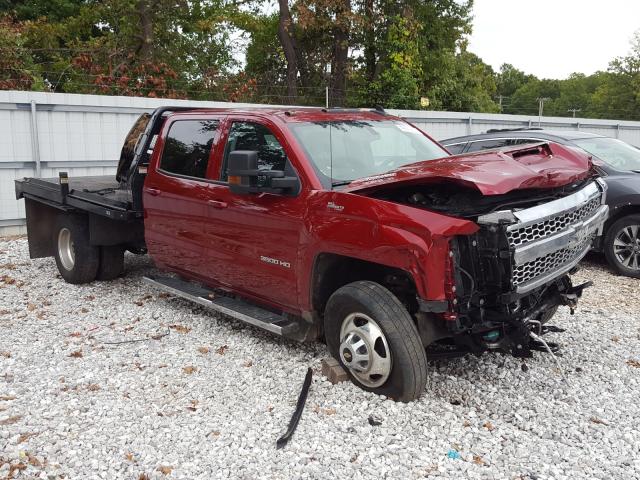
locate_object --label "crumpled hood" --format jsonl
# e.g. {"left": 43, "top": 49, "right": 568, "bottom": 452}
{"left": 345, "top": 142, "right": 594, "bottom": 196}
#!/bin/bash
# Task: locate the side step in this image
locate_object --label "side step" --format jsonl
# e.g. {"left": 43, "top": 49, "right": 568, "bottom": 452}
{"left": 143, "top": 275, "right": 299, "bottom": 336}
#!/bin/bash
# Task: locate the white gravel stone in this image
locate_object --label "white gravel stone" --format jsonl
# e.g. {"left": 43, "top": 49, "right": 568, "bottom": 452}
{"left": 1, "top": 238, "right": 639, "bottom": 479}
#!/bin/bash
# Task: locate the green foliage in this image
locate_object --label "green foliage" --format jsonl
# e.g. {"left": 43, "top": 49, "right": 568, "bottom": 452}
{"left": 0, "top": 1, "right": 639, "bottom": 121}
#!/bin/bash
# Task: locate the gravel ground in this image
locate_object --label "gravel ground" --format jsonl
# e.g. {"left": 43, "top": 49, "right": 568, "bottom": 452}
{"left": 1, "top": 237, "right": 639, "bottom": 480}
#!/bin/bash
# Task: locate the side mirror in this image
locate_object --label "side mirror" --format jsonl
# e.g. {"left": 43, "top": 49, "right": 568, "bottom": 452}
{"left": 227, "top": 150, "right": 300, "bottom": 195}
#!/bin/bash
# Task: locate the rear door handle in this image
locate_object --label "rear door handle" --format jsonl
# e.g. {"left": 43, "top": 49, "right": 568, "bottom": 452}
{"left": 147, "top": 188, "right": 161, "bottom": 196}
{"left": 208, "top": 199, "right": 228, "bottom": 209}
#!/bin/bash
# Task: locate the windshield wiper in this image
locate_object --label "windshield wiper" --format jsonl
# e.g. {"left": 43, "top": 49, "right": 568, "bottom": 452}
{"left": 331, "top": 180, "right": 353, "bottom": 187}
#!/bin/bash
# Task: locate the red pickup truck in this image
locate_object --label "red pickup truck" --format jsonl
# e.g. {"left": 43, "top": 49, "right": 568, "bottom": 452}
{"left": 15, "top": 107, "right": 608, "bottom": 401}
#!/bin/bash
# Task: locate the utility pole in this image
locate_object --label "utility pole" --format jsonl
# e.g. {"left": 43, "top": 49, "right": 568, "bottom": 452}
{"left": 537, "top": 97, "right": 550, "bottom": 126}
{"left": 568, "top": 108, "right": 581, "bottom": 118}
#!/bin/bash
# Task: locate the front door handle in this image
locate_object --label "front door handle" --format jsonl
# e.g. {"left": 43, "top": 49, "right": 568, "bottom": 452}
{"left": 147, "top": 188, "right": 161, "bottom": 196}
{"left": 208, "top": 199, "right": 228, "bottom": 209}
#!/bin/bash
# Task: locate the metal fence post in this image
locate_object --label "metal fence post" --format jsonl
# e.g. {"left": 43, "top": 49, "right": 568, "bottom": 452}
{"left": 616, "top": 124, "right": 621, "bottom": 139}
{"left": 467, "top": 116, "right": 473, "bottom": 135}
{"left": 29, "top": 100, "right": 41, "bottom": 177}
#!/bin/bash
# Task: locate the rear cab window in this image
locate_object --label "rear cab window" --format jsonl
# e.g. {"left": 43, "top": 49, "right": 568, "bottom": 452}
{"left": 159, "top": 119, "right": 220, "bottom": 179}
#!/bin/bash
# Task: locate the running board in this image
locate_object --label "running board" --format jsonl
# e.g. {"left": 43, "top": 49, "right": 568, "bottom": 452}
{"left": 143, "top": 275, "right": 299, "bottom": 336}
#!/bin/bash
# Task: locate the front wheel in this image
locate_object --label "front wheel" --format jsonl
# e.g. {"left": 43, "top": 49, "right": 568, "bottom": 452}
{"left": 324, "top": 281, "right": 428, "bottom": 402}
{"left": 604, "top": 215, "right": 640, "bottom": 278}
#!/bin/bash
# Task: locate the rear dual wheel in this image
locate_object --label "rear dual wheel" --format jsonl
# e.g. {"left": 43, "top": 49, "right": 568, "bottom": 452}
{"left": 324, "top": 281, "right": 428, "bottom": 402}
{"left": 54, "top": 215, "right": 124, "bottom": 284}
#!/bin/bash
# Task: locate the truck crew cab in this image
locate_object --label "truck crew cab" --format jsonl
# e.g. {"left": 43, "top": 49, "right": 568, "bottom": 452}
{"left": 15, "top": 107, "right": 608, "bottom": 401}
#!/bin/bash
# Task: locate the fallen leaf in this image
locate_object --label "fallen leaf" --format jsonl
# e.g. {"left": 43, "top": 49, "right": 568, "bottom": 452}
{"left": 69, "top": 350, "right": 83, "bottom": 358}
{"left": 198, "top": 346, "right": 210, "bottom": 354}
{"left": 85, "top": 295, "right": 95, "bottom": 301}
{"left": 215, "top": 345, "right": 228, "bottom": 355}
{"left": 1, "top": 351, "right": 10, "bottom": 358}
{"left": 36, "top": 311, "right": 46, "bottom": 320}
{"left": 0, "top": 415, "right": 22, "bottom": 425}
{"left": 627, "top": 359, "right": 640, "bottom": 368}
{"left": 169, "top": 324, "right": 191, "bottom": 334}
{"left": 209, "top": 430, "right": 221, "bottom": 437}
{"left": 0, "top": 395, "right": 16, "bottom": 401}
{"left": 1, "top": 275, "right": 16, "bottom": 284}
{"left": 472, "top": 455, "right": 486, "bottom": 466}
{"left": 26, "top": 303, "right": 36, "bottom": 311}
{"left": 158, "top": 292, "right": 171, "bottom": 299}
{"left": 243, "top": 360, "right": 253, "bottom": 367}
{"left": 157, "top": 466, "right": 173, "bottom": 475}
{"left": 142, "top": 294, "right": 153, "bottom": 301}
{"left": 483, "top": 421, "right": 495, "bottom": 432}
{"left": 87, "top": 384, "right": 101, "bottom": 392}
{"left": 27, "top": 453, "right": 42, "bottom": 467}
{"left": 323, "top": 407, "right": 336, "bottom": 415}
{"left": 7, "top": 463, "right": 27, "bottom": 477}
{"left": 183, "top": 366, "right": 197, "bottom": 375}
{"left": 80, "top": 307, "right": 89, "bottom": 314}
{"left": 125, "top": 452, "right": 134, "bottom": 462}
{"left": 134, "top": 301, "right": 144, "bottom": 307}
{"left": 266, "top": 405, "right": 274, "bottom": 412}
{"left": 611, "top": 335, "right": 621, "bottom": 343}
{"left": 0, "top": 309, "right": 10, "bottom": 315}
{"left": 17, "top": 432, "right": 39, "bottom": 444}
{"left": 0, "top": 263, "right": 16, "bottom": 270}
{"left": 68, "top": 332, "right": 82, "bottom": 338}
{"left": 138, "top": 474, "right": 150, "bottom": 480}
{"left": 463, "top": 420, "right": 471, "bottom": 427}
{"left": 590, "top": 416, "right": 609, "bottom": 425}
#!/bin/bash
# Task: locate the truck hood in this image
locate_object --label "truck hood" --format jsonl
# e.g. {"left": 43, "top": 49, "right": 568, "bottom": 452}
{"left": 344, "top": 142, "right": 593, "bottom": 196}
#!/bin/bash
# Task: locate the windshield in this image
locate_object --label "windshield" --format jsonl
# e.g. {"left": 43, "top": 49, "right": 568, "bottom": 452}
{"left": 288, "top": 120, "right": 447, "bottom": 186}
{"left": 573, "top": 137, "right": 640, "bottom": 172}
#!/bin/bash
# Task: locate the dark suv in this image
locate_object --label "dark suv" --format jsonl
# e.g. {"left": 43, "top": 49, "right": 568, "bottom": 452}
{"left": 442, "top": 128, "right": 640, "bottom": 278}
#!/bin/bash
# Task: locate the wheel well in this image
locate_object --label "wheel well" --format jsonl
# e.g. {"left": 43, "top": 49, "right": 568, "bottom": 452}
{"left": 311, "top": 253, "right": 418, "bottom": 316}
{"left": 605, "top": 204, "right": 640, "bottom": 234}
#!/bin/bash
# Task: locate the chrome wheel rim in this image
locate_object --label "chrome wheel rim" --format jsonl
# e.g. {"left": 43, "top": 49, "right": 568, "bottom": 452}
{"left": 339, "top": 312, "right": 391, "bottom": 388}
{"left": 613, "top": 225, "right": 640, "bottom": 271}
{"left": 58, "top": 228, "right": 75, "bottom": 271}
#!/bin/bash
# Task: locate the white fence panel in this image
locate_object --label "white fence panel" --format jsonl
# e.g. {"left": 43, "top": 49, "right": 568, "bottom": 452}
{"left": 2, "top": 90, "right": 640, "bottom": 234}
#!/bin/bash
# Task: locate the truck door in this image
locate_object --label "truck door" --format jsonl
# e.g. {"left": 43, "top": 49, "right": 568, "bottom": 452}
{"left": 144, "top": 116, "right": 223, "bottom": 278}
{"left": 203, "top": 118, "right": 306, "bottom": 311}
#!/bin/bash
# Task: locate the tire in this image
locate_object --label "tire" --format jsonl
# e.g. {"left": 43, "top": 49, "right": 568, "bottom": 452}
{"left": 604, "top": 214, "right": 640, "bottom": 278}
{"left": 53, "top": 214, "right": 100, "bottom": 284}
{"left": 324, "top": 281, "right": 428, "bottom": 402}
{"left": 96, "top": 246, "right": 125, "bottom": 281}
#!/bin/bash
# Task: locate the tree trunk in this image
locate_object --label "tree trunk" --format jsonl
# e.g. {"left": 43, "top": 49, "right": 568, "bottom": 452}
{"left": 137, "top": 1, "right": 154, "bottom": 62}
{"left": 277, "top": 0, "right": 299, "bottom": 102}
{"left": 330, "top": 0, "right": 351, "bottom": 107}
{"left": 363, "top": 0, "right": 376, "bottom": 82}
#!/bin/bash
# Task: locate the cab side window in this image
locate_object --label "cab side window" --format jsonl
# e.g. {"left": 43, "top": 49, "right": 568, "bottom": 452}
{"left": 159, "top": 120, "right": 218, "bottom": 179}
{"left": 221, "top": 122, "right": 288, "bottom": 181}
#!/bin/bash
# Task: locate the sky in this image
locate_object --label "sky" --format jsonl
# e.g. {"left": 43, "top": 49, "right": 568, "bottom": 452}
{"left": 467, "top": 0, "right": 640, "bottom": 79}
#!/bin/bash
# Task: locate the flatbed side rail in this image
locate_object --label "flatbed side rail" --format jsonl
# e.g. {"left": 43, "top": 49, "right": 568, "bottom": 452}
{"left": 15, "top": 176, "right": 142, "bottom": 222}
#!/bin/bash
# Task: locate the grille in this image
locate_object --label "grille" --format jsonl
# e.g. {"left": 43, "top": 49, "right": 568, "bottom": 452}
{"left": 507, "top": 196, "right": 601, "bottom": 247}
{"left": 512, "top": 236, "right": 592, "bottom": 287}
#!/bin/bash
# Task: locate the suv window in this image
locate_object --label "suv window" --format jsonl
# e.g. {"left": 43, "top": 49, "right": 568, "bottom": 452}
{"left": 221, "top": 122, "right": 288, "bottom": 181}
{"left": 159, "top": 120, "right": 218, "bottom": 179}
{"left": 466, "top": 139, "right": 509, "bottom": 152}
{"left": 445, "top": 143, "right": 466, "bottom": 154}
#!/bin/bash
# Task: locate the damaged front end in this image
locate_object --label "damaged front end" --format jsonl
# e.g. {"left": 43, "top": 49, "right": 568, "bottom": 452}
{"left": 437, "top": 178, "right": 609, "bottom": 358}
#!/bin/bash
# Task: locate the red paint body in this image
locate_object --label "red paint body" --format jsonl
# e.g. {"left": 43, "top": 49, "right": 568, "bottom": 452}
{"left": 142, "top": 109, "right": 592, "bottom": 317}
